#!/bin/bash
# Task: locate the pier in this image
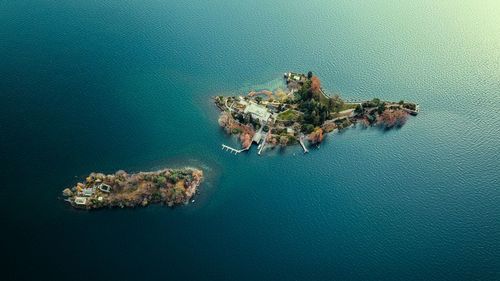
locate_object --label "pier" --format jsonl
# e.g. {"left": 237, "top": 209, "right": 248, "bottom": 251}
{"left": 299, "top": 134, "right": 309, "bottom": 154}
{"left": 221, "top": 144, "right": 248, "bottom": 154}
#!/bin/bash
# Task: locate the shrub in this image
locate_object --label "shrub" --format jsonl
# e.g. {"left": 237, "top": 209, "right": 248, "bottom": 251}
{"left": 301, "top": 124, "right": 315, "bottom": 134}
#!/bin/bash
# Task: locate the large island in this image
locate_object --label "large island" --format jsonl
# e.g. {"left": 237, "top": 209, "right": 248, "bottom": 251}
{"left": 215, "top": 71, "right": 419, "bottom": 154}
{"left": 62, "top": 168, "right": 203, "bottom": 209}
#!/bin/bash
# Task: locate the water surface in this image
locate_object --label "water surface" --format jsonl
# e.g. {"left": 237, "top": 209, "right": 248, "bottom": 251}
{"left": 1, "top": 1, "right": 499, "bottom": 280}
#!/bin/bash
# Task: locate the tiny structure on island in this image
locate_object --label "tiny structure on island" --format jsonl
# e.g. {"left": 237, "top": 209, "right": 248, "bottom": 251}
{"left": 62, "top": 168, "right": 203, "bottom": 209}
{"left": 214, "top": 71, "right": 419, "bottom": 155}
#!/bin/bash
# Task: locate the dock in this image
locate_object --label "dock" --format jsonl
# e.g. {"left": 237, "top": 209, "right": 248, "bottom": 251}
{"left": 258, "top": 129, "right": 272, "bottom": 155}
{"left": 221, "top": 144, "right": 248, "bottom": 154}
{"left": 299, "top": 134, "right": 309, "bottom": 154}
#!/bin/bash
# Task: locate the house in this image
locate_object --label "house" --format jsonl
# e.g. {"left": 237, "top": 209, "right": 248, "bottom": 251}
{"left": 286, "top": 128, "right": 295, "bottom": 135}
{"left": 74, "top": 197, "right": 87, "bottom": 205}
{"left": 244, "top": 103, "right": 271, "bottom": 122}
{"left": 97, "top": 183, "right": 111, "bottom": 193}
{"left": 285, "top": 72, "right": 307, "bottom": 84}
{"left": 81, "top": 187, "right": 95, "bottom": 197}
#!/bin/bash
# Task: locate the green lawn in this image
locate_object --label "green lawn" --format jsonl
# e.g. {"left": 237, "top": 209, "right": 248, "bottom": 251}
{"left": 277, "top": 109, "right": 300, "bottom": 121}
{"left": 340, "top": 103, "right": 358, "bottom": 111}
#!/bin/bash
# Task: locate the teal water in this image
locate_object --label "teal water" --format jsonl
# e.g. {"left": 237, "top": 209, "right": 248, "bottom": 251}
{"left": 2, "top": 1, "right": 499, "bottom": 280}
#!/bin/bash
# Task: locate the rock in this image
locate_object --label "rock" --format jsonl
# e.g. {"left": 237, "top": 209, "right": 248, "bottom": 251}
{"left": 62, "top": 188, "right": 73, "bottom": 197}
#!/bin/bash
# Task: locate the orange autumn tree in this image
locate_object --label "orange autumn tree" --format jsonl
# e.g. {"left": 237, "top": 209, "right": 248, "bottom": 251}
{"left": 377, "top": 109, "right": 408, "bottom": 128}
{"left": 240, "top": 132, "right": 252, "bottom": 149}
{"left": 308, "top": 127, "right": 324, "bottom": 144}
{"left": 311, "top": 76, "right": 321, "bottom": 93}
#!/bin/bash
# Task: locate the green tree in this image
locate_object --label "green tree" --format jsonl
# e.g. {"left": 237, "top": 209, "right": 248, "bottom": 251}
{"left": 354, "top": 104, "right": 362, "bottom": 114}
{"left": 155, "top": 176, "right": 167, "bottom": 185}
{"left": 301, "top": 124, "right": 315, "bottom": 134}
{"left": 377, "top": 102, "right": 386, "bottom": 114}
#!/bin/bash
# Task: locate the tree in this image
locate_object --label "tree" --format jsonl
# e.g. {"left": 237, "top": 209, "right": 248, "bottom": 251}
{"left": 155, "top": 176, "right": 167, "bottom": 185}
{"left": 377, "top": 109, "right": 408, "bottom": 128}
{"left": 310, "top": 76, "right": 321, "bottom": 96}
{"left": 354, "top": 104, "right": 362, "bottom": 114}
{"left": 377, "top": 102, "right": 386, "bottom": 114}
{"left": 301, "top": 124, "right": 315, "bottom": 134}
{"left": 307, "top": 71, "right": 313, "bottom": 79}
{"left": 255, "top": 96, "right": 263, "bottom": 104}
{"left": 308, "top": 128, "right": 324, "bottom": 144}
{"left": 279, "top": 135, "right": 289, "bottom": 146}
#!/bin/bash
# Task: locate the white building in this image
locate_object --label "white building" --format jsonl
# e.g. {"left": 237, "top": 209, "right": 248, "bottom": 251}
{"left": 74, "top": 197, "right": 87, "bottom": 205}
{"left": 244, "top": 103, "right": 271, "bottom": 122}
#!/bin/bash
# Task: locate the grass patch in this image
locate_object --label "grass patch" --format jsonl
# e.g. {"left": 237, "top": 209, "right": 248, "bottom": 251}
{"left": 340, "top": 103, "right": 358, "bottom": 111}
{"left": 277, "top": 109, "right": 300, "bottom": 121}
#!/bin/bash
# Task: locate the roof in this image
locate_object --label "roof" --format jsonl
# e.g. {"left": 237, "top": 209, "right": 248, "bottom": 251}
{"left": 82, "top": 188, "right": 94, "bottom": 196}
{"left": 74, "top": 197, "right": 87, "bottom": 205}
{"left": 244, "top": 103, "right": 271, "bottom": 121}
{"left": 97, "top": 183, "right": 111, "bottom": 193}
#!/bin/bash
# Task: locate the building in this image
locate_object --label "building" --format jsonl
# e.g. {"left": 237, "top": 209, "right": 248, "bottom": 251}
{"left": 285, "top": 72, "right": 307, "bottom": 84}
{"left": 97, "top": 183, "right": 111, "bottom": 193}
{"left": 74, "top": 197, "right": 87, "bottom": 205}
{"left": 244, "top": 103, "right": 271, "bottom": 122}
{"left": 81, "top": 187, "right": 95, "bottom": 197}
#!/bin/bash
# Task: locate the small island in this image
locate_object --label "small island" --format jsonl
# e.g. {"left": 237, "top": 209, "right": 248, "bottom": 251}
{"left": 62, "top": 168, "right": 203, "bottom": 209}
{"left": 215, "top": 71, "right": 419, "bottom": 154}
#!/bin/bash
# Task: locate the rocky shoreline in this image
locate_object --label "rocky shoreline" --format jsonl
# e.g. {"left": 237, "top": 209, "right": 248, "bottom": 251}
{"left": 62, "top": 168, "right": 203, "bottom": 209}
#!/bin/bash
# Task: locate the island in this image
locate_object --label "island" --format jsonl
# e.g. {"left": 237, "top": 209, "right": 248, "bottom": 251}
{"left": 62, "top": 168, "right": 203, "bottom": 209}
{"left": 214, "top": 71, "right": 419, "bottom": 154}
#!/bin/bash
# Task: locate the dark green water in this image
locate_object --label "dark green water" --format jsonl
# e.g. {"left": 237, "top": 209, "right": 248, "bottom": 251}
{"left": 1, "top": 1, "right": 499, "bottom": 280}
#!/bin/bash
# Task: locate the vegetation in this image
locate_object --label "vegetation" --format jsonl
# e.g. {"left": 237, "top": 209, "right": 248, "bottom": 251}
{"left": 378, "top": 109, "right": 408, "bottom": 128}
{"left": 403, "top": 103, "right": 417, "bottom": 111}
{"left": 214, "top": 71, "right": 417, "bottom": 150}
{"left": 277, "top": 109, "right": 300, "bottom": 121}
{"left": 362, "top": 98, "right": 381, "bottom": 108}
{"left": 63, "top": 168, "right": 203, "bottom": 209}
{"left": 308, "top": 128, "right": 324, "bottom": 144}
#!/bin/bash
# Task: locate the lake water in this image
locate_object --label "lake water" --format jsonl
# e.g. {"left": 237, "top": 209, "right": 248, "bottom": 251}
{"left": 1, "top": 1, "right": 499, "bottom": 280}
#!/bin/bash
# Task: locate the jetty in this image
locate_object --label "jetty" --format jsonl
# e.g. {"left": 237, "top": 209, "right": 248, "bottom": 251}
{"left": 299, "top": 134, "right": 309, "bottom": 154}
{"left": 222, "top": 144, "right": 247, "bottom": 154}
{"left": 258, "top": 130, "right": 271, "bottom": 155}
